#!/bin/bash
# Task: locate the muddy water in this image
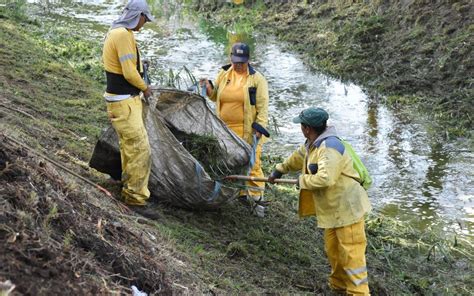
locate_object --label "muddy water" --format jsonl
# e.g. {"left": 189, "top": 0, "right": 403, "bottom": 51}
{"left": 40, "top": 0, "right": 473, "bottom": 238}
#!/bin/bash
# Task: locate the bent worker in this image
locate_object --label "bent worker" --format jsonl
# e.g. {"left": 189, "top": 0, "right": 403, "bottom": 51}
{"left": 102, "top": 0, "right": 156, "bottom": 215}
{"left": 201, "top": 42, "right": 270, "bottom": 217}
{"left": 268, "top": 107, "right": 372, "bottom": 295}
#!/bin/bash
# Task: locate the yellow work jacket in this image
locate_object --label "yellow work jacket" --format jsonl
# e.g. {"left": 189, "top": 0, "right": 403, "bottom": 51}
{"left": 102, "top": 27, "right": 147, "bottom": 94}
{"left": 210, "top": 64, "right": 269, "bottom": 144}
{"left": 276, "top": 127, "right": 372, "bottom": 228}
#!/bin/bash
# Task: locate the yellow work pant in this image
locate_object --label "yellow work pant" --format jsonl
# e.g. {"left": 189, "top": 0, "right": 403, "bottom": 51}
{"left": 324, "top": 219, "right": 370, "bottom": 295}
{"left": 243, "top": 143, "right": 265, "bottom": 199}
{"left": 227, "top": 124, "right": 265, "bottom": 199}
{"left": 106, "top": 95, "right": 151, "bottom": 205}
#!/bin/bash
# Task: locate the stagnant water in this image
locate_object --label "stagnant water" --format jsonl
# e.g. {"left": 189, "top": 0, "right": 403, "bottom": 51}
{"left": 35, "top": 0, "right": 473, "bottom": 238}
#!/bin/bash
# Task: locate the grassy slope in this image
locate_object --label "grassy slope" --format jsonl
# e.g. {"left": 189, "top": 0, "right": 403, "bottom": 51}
{"left": 0, "top": 18, "right": 106, "bottom": 160}
{"left": 0, "top": 6, "right": 472, "bottom": 296}
{"left": 191, "top": 0, "right": 473, "bottom": 136}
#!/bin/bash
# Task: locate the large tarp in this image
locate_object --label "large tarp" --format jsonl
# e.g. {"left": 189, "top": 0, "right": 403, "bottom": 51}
{"left": 89, "top": 89, "right": 252, "bottom": 209}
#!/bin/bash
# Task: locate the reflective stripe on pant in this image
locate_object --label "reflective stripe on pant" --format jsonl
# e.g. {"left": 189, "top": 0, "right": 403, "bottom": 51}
{"left": 324, "top": 219, "right": 370, "bottom": 295}
{"left": 106, "top": 95, "right": 151, "bottom": 205}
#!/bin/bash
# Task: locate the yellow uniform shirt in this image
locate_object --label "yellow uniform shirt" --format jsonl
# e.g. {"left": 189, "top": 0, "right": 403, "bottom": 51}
{"left": 103, "top": 27, "right": 147, "bottom": 93}
{"left": 276, "top": 130, "right": 372, "bottom": 228}
{"left": 210, "top": 65, "right": 269, "bottom": 144}
{"left": 219, "top": 70, "right": 246, "bottom": 135}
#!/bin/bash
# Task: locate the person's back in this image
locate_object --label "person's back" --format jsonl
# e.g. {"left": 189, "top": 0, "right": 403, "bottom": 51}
{"left": 103, "top": 28, "right": 135, "bottom": 75}
{"left": 103, "top": 27, "right": 146, "bottom": 96}
{"left": 101, "top": 0, "right": 157, "bottom": 218}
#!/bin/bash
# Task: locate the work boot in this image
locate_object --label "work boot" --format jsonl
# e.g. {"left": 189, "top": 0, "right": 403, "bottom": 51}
{"left": 128, "top": 204, "right": 160, "bottom": 220}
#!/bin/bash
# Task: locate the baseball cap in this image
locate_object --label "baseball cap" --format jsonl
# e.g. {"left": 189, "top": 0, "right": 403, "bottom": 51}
{"left": 125, "top": 0, "right": 155, "bottom": 22}
{"left": 293, "top": 107, "right": 329, "bottom": 127}
{"left": 231, "top": 42, "right": 250, "bottom": 63}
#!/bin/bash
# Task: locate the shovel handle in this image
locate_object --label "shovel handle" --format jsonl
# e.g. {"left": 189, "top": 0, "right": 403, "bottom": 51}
{"left": 224, "top": 175, "right": 298, "bottom": 185}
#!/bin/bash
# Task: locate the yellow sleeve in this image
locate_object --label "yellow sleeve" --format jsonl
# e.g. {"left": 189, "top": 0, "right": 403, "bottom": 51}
{"left": 254, "top": 73, "right": 269, "bottom": 127}
{"left": 276, "top": 145, "right": 306, "bottom": 174}
{"left": 299, "top": 146, "right": 343, "bottom": 190}
{"left": 114, "top": 29, "right": 147, "bottom": 91}
{"left": 209, "top": 69, "right": 225, "bottom": 102}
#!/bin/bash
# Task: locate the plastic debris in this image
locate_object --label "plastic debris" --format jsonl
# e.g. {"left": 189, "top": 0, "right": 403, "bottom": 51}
{"left": 131, "top": 285, "right": 147, "bottom": 296}
{"left": 0, "top": 280, "right": 15, "bottom": 296}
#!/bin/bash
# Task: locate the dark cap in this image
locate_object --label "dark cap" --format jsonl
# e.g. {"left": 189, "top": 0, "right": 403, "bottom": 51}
{"left": 293, "top": 107, "right": 329, "bottom": 127}
{"left": 231, "top": 42, "right": 250, "bottom": 63}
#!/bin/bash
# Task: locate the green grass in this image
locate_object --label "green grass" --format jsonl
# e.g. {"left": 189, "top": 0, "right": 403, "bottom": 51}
{"left": 148, "top": 184, "right": 473, "bottom": 294}
{"left": 153, "top": 189, "right": 323, "bottom": 293}
{"left": 0, "top": 7, "right": 472, "bottom": 295}
{"left": 0, "top": 14, "right": 106, "bottom": 159}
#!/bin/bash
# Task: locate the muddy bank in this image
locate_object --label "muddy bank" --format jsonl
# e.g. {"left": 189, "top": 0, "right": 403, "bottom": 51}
{"left": 190, "top": 0, "right": 473, "bottom": 135}
{"left": 0, "top": 135, "right": 173, "bottom": 295}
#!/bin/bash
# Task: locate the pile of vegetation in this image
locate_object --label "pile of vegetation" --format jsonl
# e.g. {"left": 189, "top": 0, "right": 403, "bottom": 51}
{"left": 171, "top": 131, "right": 228, "bottom": 179}
{"left": 1, "top": 3, "right": 472, "bottom": 295}
{"left": 188, "top": 0, "right": 473, "bottom": 136}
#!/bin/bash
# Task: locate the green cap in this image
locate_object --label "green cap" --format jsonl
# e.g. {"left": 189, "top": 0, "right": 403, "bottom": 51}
{"left": 292, "top": 107, "right": 329, "bottom": 127}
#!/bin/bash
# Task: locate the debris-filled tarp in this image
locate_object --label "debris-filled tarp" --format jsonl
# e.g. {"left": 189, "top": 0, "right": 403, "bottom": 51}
{"left": 89, "top": 89, "right": 252, "bottom": 209}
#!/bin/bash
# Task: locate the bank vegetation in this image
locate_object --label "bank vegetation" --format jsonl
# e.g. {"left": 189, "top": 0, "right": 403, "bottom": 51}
{"left": 189, "top": 0, "right": 473, "bottom": 137}
{"left": 0, "top": 2, "right": 472, "bottom": 295}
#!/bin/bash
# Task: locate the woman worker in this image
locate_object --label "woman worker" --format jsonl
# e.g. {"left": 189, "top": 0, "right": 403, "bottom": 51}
{"left": 201, "top": 42, "right": 270, "bottom": 217}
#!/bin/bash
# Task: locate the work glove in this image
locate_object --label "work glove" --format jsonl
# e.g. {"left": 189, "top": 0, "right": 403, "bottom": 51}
{"left": 251, "top": 122, "right": 270, "bottom": 139}
{"left": 268, "top": 170, "right": 283, "bottom": 184}
{"left": 142, "top": 95, "right": 154, "bottom": 106}
{"left": 198, "top": 79, "right": 214, "bottom": 97}
{"left": 142, "top": 94, "right": 158, "bottom": 112}
{"left": 142, "top": 86, "right": 154, "bottom": 104}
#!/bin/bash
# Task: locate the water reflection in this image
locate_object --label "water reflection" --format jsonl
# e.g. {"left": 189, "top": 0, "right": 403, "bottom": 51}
{"left": 365, "top": 97, "right": 379, "bottom": 150}
{"left": 198, "top": 19, "right": 228, "bottom": 46}
{"left": 35, "top": 0, "right": 474, "bottom": 238}
{"left": 421, "top": 141, "right": 449, "bottom": 197}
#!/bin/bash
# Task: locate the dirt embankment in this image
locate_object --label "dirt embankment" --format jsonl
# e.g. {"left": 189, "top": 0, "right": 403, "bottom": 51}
{"left": 0, "top": 136, "right": 173, "bottom": 295}
{"left": 193, "top": 0, "right": 473, "bottom": 133}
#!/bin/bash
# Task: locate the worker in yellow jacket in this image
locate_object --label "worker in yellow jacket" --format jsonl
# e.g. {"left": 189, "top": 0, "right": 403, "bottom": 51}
{"left": 269, "top": 107, "right": 372, "bottom": 295}
{"left": 201, "top": 43, "right": 270, "bottom": 217}
{"left": 102, "top": 0, "right": 156, "bottom": 216}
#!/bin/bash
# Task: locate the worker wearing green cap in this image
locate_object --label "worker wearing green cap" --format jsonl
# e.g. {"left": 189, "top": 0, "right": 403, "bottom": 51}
{"left": 269, "top": 107, "right": 372, "bottom": 295}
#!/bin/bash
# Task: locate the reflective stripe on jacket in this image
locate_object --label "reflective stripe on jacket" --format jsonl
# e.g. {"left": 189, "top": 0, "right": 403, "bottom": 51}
{"left": 210, "top": 64, "right": 269, "bottom": 144}
{"left": 276, "top": 126, "right": 371, "bottom": 228}
{"left": 103, "top": 28, "right": 147, "bottom": 93}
